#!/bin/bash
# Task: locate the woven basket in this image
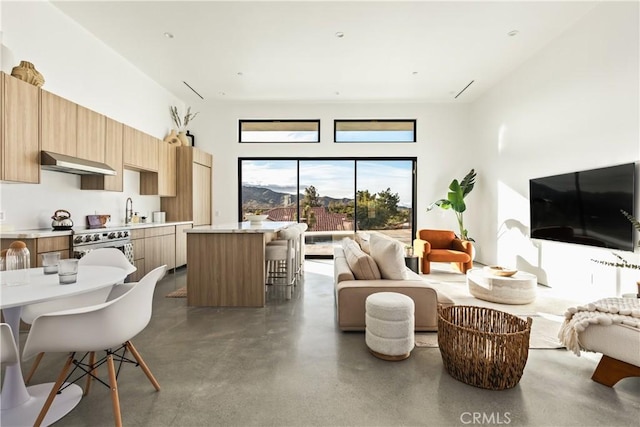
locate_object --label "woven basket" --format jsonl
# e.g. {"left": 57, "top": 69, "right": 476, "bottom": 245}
{"left": 438, "top": 305, "right": 532, "bottom": 390}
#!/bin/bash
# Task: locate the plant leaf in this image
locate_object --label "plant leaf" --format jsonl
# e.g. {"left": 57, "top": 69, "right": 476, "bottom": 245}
{"left": 447, "top": 182, "right": 466, "bottom": 212}
{"left": 460, "top": 169, "right": 476, "bottom": 197}
{"left": 621, "top": 209, "right": 640, "bottom": 232}
{"left": 427, "top": 199, "right": 452, "bottom": 211}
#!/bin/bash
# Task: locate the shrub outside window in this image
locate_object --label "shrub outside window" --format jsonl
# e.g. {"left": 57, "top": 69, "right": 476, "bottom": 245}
{"left": 334, "top": 119, "right": 416, "bottom": 143}
{"left": 239, "top": 120, "right": 320, "bottom": 143}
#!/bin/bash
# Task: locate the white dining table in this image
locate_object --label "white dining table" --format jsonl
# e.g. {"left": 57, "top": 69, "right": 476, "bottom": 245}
{"left": 0, "top": 266, "right": 127, "bottom": 427}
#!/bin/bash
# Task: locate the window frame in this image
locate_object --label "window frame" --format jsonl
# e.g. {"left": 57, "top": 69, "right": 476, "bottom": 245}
{"left": 333, "top": 119, "right": 417, "bottom": 143}
{"left": 238, "top": 156, "right": 417, "bottom": 258}
{"left": 239, "top": 119, "right": 321, "bottom": 143}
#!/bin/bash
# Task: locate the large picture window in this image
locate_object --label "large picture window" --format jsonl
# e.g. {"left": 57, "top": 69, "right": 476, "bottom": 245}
{"left": 239, "top": 157, "right": 416, "bottom": 257}
{"left": 334, "top": 119, "right": 416, "bottom": 143}
{"left": 239, "top": 120, "right": 320, "bottom": 143}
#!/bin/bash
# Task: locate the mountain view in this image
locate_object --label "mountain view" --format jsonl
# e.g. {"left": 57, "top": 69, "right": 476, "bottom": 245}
{"left": 242, "top": 185, "right": 351, "bottom": 210}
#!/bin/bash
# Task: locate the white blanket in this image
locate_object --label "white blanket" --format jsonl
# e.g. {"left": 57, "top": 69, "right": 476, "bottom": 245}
{"left": 558, "top": 297, "right": 640, "bottom": 356}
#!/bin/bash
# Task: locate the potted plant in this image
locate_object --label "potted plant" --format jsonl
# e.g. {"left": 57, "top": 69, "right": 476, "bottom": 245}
{"left": 591, "top": 210, "right": 640, "bottom": 296}
{"left": 427, "top": 169, "right": 477, "bottom": 241}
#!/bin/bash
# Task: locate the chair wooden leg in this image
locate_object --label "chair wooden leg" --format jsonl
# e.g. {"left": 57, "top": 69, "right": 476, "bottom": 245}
{"left": 24, "top": 352, "right": 45, "bottom": 384}
{"left": 106, "top": 353, "right": 123, "bottom": 427}
{"left": 591, "top": 355, "right": 640, "bottom": 387}
{"left": 125, "top": 341, "right": 161, "bottom": 391}
{"left": 33, "top": 355, "right": 74, "bottom": 427}
{"left": 84, "top": 351, "right": 96, "bottom": 396}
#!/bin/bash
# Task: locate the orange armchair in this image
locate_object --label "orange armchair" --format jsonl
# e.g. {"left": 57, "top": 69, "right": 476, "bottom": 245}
{"left": 413, "top": 229, "right": 473, "bottom": 274}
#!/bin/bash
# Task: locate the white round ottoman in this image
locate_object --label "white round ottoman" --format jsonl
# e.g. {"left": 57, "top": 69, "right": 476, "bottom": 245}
{"left": 365, "top": 292, "right": 415, "bottom": 361}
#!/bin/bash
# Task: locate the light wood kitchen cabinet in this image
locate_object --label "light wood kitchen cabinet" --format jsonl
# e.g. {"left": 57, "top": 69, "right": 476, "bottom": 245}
{"left": 193, "top": 163, "right": 212, "bottom": 226}
{"left": 175, "top": 223, "right": 191, "bottom": 268}
{"left": 129, "top": 226, "right": 177, "bottom": 279}
{"left": 1, "top": 236, "right": 70, "bottom": 267}
{"left": 81, "top": 117, "right": 124, "bottom": 191}
{"left": 144, "top": 226, "right": 176, "bottom": 273}
{"left": 130, "top": 229, "right": 146, "bottom": 282}
{"left": 0, "top": 72, "right": 40, "bottom": 183}
{"left": 140, "top": 139, "right": 176, "bottom": 196}
{"left": 161, "top": 146, "right": 212, "bottom": 226}
{"left": 41, "top": 90, "right": 77, "bottom": 157}
{"left": 76, "top": 105, "right": 106, "bottom": 163}
{"left": 123, "top": 125, "right": 158, "bottom": 172}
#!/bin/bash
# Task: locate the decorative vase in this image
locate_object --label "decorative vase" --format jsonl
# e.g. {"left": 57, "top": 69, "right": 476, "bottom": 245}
{"left": 164, "top": 129, "right": 180, "bottom": 146}
{"left": 11, "top": 61, "right": 45, "bottom": 87}
{"left": 177, "top": 131, "right": 189, "bottom": 146}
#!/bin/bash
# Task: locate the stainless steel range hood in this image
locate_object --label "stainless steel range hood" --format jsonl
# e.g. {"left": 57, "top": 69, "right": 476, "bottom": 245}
{"left": 41, "top": 151, "right": 116, "bottom": 176}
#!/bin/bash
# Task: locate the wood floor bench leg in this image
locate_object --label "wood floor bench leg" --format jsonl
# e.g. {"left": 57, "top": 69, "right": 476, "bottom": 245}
{"left": 591, "top": 355, "right": 640, "bottom": 387}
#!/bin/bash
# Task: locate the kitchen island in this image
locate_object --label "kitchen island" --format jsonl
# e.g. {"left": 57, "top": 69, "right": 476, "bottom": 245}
{"left": 184, "top": 221, "right": 295, "bottom": 307}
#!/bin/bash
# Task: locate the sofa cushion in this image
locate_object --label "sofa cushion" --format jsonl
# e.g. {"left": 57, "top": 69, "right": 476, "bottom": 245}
{"left": 429, "top": 249, "right": 471, "bottom": 262}
{"left": 369, "top": 233, "right": 407, "bottom": 280}
{"left": 343, "top": 239, "right": 381, "bottom": 280}
{"left": 355, "top": 232, "right": 371, "bottom": 254}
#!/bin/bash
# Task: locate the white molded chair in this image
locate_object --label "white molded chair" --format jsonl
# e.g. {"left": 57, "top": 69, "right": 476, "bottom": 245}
{"left": 22, "top": 248, "right": 138, "bottom": 384}
{"left": 22, "top": 265, "right": 166, "bottom": 427}
{"left": 1, "top": 323, "right": 19, "bottom": 365}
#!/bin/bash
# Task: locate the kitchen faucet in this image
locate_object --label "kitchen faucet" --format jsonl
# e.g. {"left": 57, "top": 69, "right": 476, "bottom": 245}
{"left": 125, "top": 197, "right": 133, "bottom": 224}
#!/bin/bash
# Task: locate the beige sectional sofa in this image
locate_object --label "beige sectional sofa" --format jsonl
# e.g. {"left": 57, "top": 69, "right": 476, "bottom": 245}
{"left": 334, "top": 234, "right": 454, "bottom": 332}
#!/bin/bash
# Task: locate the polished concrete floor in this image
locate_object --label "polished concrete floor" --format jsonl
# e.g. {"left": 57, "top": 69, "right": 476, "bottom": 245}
{"left": 8, "top": 261, "right": 640, "bottom": 426}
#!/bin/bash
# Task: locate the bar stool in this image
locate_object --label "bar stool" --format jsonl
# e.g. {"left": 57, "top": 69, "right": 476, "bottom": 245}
{"left": 269, "top": 223, "right": 307, "bottom": 283}
{"left": 265, "top": 225, "right": 300, "bottom": 299}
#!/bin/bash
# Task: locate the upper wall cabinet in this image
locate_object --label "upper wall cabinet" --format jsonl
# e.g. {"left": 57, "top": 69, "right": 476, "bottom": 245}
{"left": 41, "top": 90, "right": 77, "bottom": 157}
{"left": 81, "top": 117, "right": 124, "bottom": 192}
{"left": 161, "top": 146, "right": 212, "bottom": 226}
{"left": 140, "top": 140, "right": 176, "bottom": 197}
{"left": 0, "top": 72, "right": 40, "bottom": 183}
{"left": 123, "top": 125, "right": 158, "bottom": 172}
{"left": 76, "top": 105, "right": 106, "bottom": 163}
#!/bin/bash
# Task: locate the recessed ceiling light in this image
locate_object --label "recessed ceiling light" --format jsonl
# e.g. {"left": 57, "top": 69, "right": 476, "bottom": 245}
{"left": 219, "top": 91, "right": 226, "bottom": 96}
{"left": 335, "top": 32, "right": 344, "bottom": 38}
{"left": 412, "top": 71, "right": 418, "bottom": 75}
{"left": 237, "top": 72, "right": 243, "bottom": 76}
{"left": 507, "top": 30, "right": 519, "bottom": 37}
{"left": 163, "top": 32, "right": 174, "bottom": 39}
{"left": 335, "top": 91, "right": 340, "bottom": 96}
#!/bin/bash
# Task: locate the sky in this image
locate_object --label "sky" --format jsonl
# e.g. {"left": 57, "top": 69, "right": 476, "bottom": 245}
{"left": 241, "top": 159, "right": 414, "bottom": 207}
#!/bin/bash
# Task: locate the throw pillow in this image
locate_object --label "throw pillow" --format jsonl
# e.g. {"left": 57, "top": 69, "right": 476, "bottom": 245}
{"left": 343, "top": 239, "right": 381, "bottom": 280}
{"left": 355, "top": 232, "right": 371, "bottom": 254}
{"left": 369, "top": 233, "right": 408, "bottom": 280}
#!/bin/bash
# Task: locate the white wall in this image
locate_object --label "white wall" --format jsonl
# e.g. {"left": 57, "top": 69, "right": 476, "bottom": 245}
{"left": 191, "top": 101, "right": 475, "bottom": 230}
{"left": 0, "top": 1, "right": 184, "bottom": 229}
{"left": 469, "top": 1, "right": 640, "bottom": 299}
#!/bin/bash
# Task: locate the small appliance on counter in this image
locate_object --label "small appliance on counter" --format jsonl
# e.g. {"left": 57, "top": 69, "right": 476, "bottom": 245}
{"left": 152, "top": 211, "right": 166, "bottom": 223}
{"left": 51, "top": 209, "right": 74, "bottom": 231}
{"left": 86, "top": 214, "right": 111, "bottom": 228}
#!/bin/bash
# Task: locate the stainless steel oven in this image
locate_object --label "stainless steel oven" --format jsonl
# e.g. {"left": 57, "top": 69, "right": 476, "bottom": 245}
{"left": 72, "top": 228, "right": 133, "bottom": 264}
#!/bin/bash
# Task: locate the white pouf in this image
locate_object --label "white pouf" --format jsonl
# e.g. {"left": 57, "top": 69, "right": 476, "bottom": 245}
{"left": 365, "top": 292, "right": 415, "bottom": 361}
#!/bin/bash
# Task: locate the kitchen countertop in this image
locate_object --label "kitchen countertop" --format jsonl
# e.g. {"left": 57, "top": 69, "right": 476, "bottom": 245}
{"left": 186, "top": 221, "right": 295, "bottom": 234}
{"left": 0, "top": 221, "right": 194, "bottom": 239}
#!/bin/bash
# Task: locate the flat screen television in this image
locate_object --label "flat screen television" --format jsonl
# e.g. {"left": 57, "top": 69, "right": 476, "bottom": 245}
{"left": 529, "top": 163, "right": 636, "bottom": 252}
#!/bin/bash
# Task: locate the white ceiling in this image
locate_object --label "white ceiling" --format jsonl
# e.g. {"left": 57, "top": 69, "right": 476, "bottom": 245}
{"left": 51, "top": 0, "right": 597, "bottom": 104}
